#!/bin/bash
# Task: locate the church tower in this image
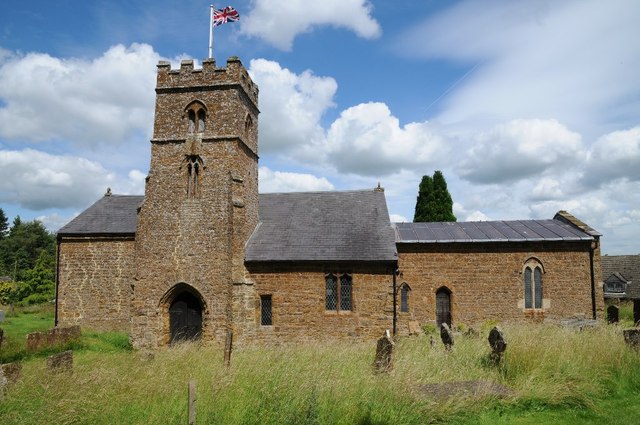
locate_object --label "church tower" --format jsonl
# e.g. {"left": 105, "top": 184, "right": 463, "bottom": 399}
{"left": 131, "top": 58, "right": 259, "bottom": 348}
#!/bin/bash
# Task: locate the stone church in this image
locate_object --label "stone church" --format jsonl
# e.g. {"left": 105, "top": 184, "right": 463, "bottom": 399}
{"left": 55, "top": 57, "right": 604, "bottom": 349}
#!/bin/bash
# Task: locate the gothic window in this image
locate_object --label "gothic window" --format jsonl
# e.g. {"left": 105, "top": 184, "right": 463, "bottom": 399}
{"left": 260, "top": 295, "right": 272, "bottom": 326}
{"left": 326, "top": 273, "right": 352, "bottom": 311}
{"left": 185, "top": 101, "right": 207, "bottom": 134}
{"left": 524, "top": 259, "right": 543, "bottom": 309}
{"left": 400, "top": 284, "right": 410, "bottom": 313}
{"left": 185, "top": 155, "right": 203, "bottom": 198}
{"left": 244, "top": 114, "right": 253, "bottom": 135}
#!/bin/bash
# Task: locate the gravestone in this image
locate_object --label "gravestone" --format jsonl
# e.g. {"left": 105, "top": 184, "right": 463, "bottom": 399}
{"left": 1, "top": 363, "right": 22, "bottom": 383}
{"left": 440, "top": 323, "right": 454, "bottom": 351}
{"left": 408, "top": 320, "right": 421, "bottom": 336}
{"left": 188, "top": 380, "right": 197, "bottom": 425}
{"left": 488, "top": 327, "right": 507, "bottom": 364}
{"left": 47, "top": 350, "right": 73, "bottom": 372}
{"left": 623, "top": 329, "right": 640, "bottom": 350}
{"left": 374, "top": 330, "right": 394, "bottom": 372}
{"left": 224, "top": 330, "right": 233, "bottom": 368}
{"left": 0, "top": 310, "right": 5, "bottom": 322}
{"left": 0, "top": 328, "right": 3, "bottom": 348}
{"left": 607, "top": 305, "right": 619, "bottom": 324}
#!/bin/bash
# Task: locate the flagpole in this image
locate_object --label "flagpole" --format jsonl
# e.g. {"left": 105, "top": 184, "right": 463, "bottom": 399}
{"left": 208, "top": 5, "right": 214, "bottom": 59}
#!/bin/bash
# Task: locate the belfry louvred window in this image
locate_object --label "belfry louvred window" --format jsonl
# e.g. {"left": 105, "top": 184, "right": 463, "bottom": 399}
{"left": 185, "top": 101, "right": 207, "bottom": 134}
{"left": 325, "top": 273, "right": 352, "bottom": 311}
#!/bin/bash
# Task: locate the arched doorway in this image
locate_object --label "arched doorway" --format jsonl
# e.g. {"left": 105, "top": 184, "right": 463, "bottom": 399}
{"left": 169, "top": 291, "right": 203, "bottom": 343}
{"left": 436, "top": 287, "right": 452, "bottom": 328}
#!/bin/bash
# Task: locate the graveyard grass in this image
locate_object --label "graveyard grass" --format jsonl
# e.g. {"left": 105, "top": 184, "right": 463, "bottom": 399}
{"left": 1, "top": 307, "right": 640, "bottom": 424}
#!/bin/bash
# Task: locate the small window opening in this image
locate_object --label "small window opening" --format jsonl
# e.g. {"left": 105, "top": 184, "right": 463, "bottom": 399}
{"left": 197, "top": 109, "right": 206, "bottom": 132}
{"left": 186, "top": 155, "right": 202, "bottom": 198}
{"left": 325, "top": 273, "right": 352, "bottom": 312}
{"left": 400, "top": 284, "right": 410, "bottom": 313}
{"left": 260, "top": 295, "right": 272, "bottom": 326}
{"left": 188, "top": 110, "right": 196, "bottom": 133}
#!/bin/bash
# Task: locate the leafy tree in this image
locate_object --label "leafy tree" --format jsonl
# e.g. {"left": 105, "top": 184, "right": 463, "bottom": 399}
{"left": 0, "top": 218, "right": 55, "bottom": 282}
{"left": 0, "top": 208, "right": 8, "bottom": 240}
{"left": 16, "top": 251, "right": 55, "bottom": 305}
{"left": 413, "top": 170, "right": 456, "bottom": 222}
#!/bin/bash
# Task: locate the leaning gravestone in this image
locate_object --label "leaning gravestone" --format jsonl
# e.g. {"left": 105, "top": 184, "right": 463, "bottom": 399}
{"left": 623, "top": 329, "right": 640, "bottom": 350}
{"left": 488, "top": 327, "right": 507, "bottom": 364}
{"left": 47, "top": 350, "right": 73, "bottom": 373}
{"left": 440, "top": 323, "right": 454, "bottom": 351}
{"left": 374, "top": 330, "right": 394, "bottom": 373}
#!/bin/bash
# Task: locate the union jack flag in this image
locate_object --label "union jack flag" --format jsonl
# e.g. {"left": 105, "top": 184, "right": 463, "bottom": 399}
{"left": 213, "top": 6, "right": 240, "bottom": 27}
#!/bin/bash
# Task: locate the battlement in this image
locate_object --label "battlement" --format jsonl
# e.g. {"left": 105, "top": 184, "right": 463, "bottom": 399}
{"left": 156, "top": 57, "right": 258, "bottom": 108}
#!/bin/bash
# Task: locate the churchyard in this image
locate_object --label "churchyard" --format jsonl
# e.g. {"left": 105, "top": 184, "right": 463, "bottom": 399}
{"left": 1, "top": 304, "right": 640, "bottom": 424}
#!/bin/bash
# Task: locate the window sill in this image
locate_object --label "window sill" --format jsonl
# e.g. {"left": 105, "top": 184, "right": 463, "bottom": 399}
{"left": 324, "top": 310, "right": 354, "bottom": 315}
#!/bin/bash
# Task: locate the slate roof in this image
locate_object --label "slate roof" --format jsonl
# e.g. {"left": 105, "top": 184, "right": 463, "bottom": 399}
{"left": 394, "top": 219, "right": 595, "bottom": 243}
{"left": 245, "top": 189, "right": 397, "bottom": 262}
{"left": 602, "top": 255, "right": 640, "bottom": 299}
{"left": 57, "top": 195, "right": 143, "bottom": 236}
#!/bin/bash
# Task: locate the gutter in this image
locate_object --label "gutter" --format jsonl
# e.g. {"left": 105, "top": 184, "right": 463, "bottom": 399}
{"left": 54, "top": 235, "right": 61, "bottom": 327}
{"left": 589, "top": 239, "right": 598, "bottom": 320}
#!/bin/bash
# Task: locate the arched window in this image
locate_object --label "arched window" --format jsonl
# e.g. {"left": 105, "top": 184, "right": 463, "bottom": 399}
{"left": 185, "top": 101, "right": 207, "bottom": 134}
{"left": 185, "top": 155, "right": 203, "bottom": 198}
{"left": 325, "top": 274, "right": 337, "bottom": 310}
{"left": 523, "top": 259, "right": 544, "bottom": 309}
{"left": 244, "top": 114, "right": 253, "bottom": 135}
{"left": 400, "top": 284, "right": 410, "bottom": 313}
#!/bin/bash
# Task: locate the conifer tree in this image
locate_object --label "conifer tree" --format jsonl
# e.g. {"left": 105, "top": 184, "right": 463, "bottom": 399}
{"left": 413, "top": 170, "right": 456, "bottom": 222}
{"left": 0, "top": 208, "right": 8, "bottom": 240}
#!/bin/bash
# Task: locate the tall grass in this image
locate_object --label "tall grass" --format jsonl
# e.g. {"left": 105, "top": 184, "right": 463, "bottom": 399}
{"left": 1, "top": 323, "right": 639, "bottom": 424}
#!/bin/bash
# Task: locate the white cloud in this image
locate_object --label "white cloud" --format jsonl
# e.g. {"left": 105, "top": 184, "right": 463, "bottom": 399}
{"left": 0, "top": 148, "right": 144, "bottom": 210}
{"left": 258, "top": 166, "right": 334, "bottom": 193}
{"left": 585, "top": 126, "right": 640, "bottom": 184}
{"left": 241, "top": 0, "right": 381, "bottom": 50}
{"left": 399, "top": 0, "right": 640, "bottom": 137}
{"left": 324, "top": 102, "right": 449, "bottom": 176}
{"left": 0, "top": 43, "right": 159, "bottom": 145}
{"left": 248, "top": 59, "right": 336, "bottom": 153}
{"left": 457, "top": 119, "right": 584, "bottom": 184}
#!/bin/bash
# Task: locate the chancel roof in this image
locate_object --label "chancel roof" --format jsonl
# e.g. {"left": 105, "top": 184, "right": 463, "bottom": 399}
{"left": 394, "top": 219, "right": 595, "bottom": 243}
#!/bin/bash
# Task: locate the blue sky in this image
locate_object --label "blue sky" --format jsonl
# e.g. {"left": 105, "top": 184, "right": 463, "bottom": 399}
{"left": 0, "top": 0, "right": 639, "bottom": 255}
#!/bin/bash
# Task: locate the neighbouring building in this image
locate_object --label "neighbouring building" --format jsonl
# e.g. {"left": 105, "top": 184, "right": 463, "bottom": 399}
{"left": 55, "top": 57, "right": 605, "bottom": 349}
{"left": 602, "top": 254, "right": 640, "bottom": 324}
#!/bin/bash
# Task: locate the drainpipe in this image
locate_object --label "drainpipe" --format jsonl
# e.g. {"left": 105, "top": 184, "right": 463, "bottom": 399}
{"left": 589, "top": 240, "right": 597, "bottom": 320}
{"left": 391, "top": 267, "right": 398, "bottom": 336}
{"left": 54, "top": 235, "right": 61, "bottom": 327}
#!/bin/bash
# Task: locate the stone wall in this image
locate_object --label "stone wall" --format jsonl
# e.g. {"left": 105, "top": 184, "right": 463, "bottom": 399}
{"left": 395, "top": 240, "right": 604, "bottom": 334}
{"left": 243, "top": 262, "right": 395, "bottom": 343}
{"left": 57, "top": 237, "right": 134, "bottom": 331}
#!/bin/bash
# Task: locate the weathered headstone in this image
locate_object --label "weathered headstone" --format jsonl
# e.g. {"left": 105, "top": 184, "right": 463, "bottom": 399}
{"left": 47, "top": 350, "right": 73, "bottom": 372}
{"left": 0, "top": 310, "right": 5, "bottom": 322}
{"left": 623, "top": 329, "right": 640, "bottom": 350}
{"left": 224, "top": 330, "right": 233, "bottom": 368}
{"left": 374, "top": 330, "right": 394, "bottom": 372}
{"left": 440, "top": 323, "right": 454, "bottom": 351}
{"left": 27, "top": 325, "right": 81, "bottom": 351}
{"left": 607, "top": 305, "right": 619, "bottom": 324}
{"left": 408, "top": 320, "right": 421, "bottom": 336}
{"left": 1, "top": 363, "right": 22, "bottom": 384}
{"left": 488, "top": 326, "right": 507, "bottom": 364}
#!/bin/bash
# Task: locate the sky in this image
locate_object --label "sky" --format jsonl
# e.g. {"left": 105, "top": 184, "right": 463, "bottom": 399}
{"left": 0, "top": 0, "right": 639, "bottom": 255}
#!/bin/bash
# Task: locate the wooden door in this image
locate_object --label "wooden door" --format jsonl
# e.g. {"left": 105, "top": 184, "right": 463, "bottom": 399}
{"left": 169, "top": 292, "right": 202, "bottom": 343}
{"left": 436, "top": 288, "right": 452, "bottom": 328}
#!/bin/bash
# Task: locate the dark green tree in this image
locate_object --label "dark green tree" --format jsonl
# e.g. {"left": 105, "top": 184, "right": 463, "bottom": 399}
{"left": 413, "top": 170, "right": 456, "bottom": 222}
{"left": 0, "top": 208, "right": 8, "bottom": 240}
{"left": 0, "top": 218, "right": 55, "bottom": 282}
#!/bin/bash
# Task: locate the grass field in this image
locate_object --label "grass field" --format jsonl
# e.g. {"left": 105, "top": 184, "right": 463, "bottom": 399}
{"left": 1, "top": 306, "right": 640, "bottom": 424}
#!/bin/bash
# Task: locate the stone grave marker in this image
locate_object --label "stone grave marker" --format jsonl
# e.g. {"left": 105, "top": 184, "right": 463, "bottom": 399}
{"left": 1, "top": 363, "right": 22, "bottom": 384}
{"left": 607, "top": 305, "right": 619, "bottom": 324}
{"left": 440, "top": 323, "right": 454, "bottom": 351}
{"left": 488, "top": 326, "right": 507, "bottom": 364}
{"left": 0, "top": 310, "right": 5, "bottom": 322}
{"left": 374, "top": 330, "right": 394, "bottom": 372}
{"left": 623, "top": 329, "right": 640, "bottom": 350}
{"left": 224, "top": 330, "right": 233, "bottom": 368}
{"left": 47, "top": 350, "right": 73, "bottom": 373}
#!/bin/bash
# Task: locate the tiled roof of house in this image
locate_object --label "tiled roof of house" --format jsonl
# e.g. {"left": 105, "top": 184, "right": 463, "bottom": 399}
{"left": 602, "top": 255, "right": 640, "bottom": 299}
{"left": 393, "top": 218, "right": 595, "bottom": 243}
{"left": 245, "top": 189, "right": 397, "bottom": 262}
{"left": 57, "top": 195, "right": 143, "bottom": 235}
